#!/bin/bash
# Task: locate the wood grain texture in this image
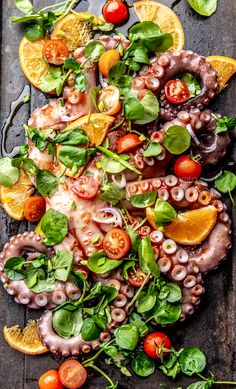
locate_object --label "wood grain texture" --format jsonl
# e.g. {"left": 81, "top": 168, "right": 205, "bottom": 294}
{"left": 0, "top": 0, "right": 235, "bottom": 388}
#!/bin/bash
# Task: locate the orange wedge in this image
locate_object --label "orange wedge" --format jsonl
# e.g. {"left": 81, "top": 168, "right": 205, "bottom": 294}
{"left": 206, "top": 55, "right": 236, "bottom": 91}
{"left": 146, "top": 207, "right": 158, "bottom": 229}
{"left": 52, "top": 12, "right": 103, "bottom": 52}
{"left": 134, "top": 1, "right": 185, "bottom": 50}
{"left": 19, "top": 37, "right": 50, "bottom": 89}
{"left": 0, "top": 169, "right": 34, "bottom": 220}
{"left": 3, "top": 320, "right": 48, "bottom": 355}
{"left": 163, "top": 206, "right": 217, "bottom": 245}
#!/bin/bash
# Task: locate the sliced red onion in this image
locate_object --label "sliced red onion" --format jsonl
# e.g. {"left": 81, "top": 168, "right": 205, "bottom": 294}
{"left": 92, "top": 207, "right": 123, "bottom": 227}
{"left": 186, "top": 124, "right": 200, "bottom": 145}
{"left": 61, "top": 112, "right": 85, "bottom": 122}
{"left": 112, "top": 173, "right": 126, "bottom": 189}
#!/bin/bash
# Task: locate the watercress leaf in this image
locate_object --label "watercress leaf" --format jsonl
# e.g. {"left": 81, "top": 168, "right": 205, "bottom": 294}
{"left": 137, "top": 289, "right": 157, "bottom": 313}
{"left": 125, "top": 227, "right": 141, "bottom": 252}
{"left": 23, "top": 158, "right": 38, "bottom": 175}
{"left": 58, "top": 146, "right": 87, "bottom": 169}
{"left": 129, "top": 313, "right": 149, "bottom": 337}
{"left": 36, "top": 169, "right": 58, "bottom": 197}
{"left": 134, "top": 91, "right": 159, "bottom": 125}
{"left": 100, "top": 182, "right": 125, "bottom": 205}
{"left": 132, "top": 352, "right": 155, "bottom": 377}
{"left": 0, "top": 157, "right": 20, "bottom": 187}
{"left": 129, "top": 21, "right": 172, "bottom": 52}
{"left": 87, "top": 252, "right": 123, "bottom": 274}
{"left": 187, "top": 382, "right": 211, "bottom": 389}
{"left": 81, "top": 317, "right": 102, "bottom": 341}
{"left": 100, "top": 155, "right": 126, "bottom": 174}
{"left": 30, "top": 277, "right": 55, "bottom": 293}
{"left": 18, "top": 144, "right": 29, "bottom": 155}
{"left": 215, "top": 115, "right": 236, "bottom": 134}
{"left": 24, "top": 23, "right": 44, "bottom": 41}
{"left": 70, "top": 270, "right": 89, "bottom": 291}
{"left": 124, "top": 97, "right": 145, "bottom": 121}
{"left": 108, "top": 61, "right": 127, "bottom": 85}
{"left": 102, "top": 285, "right": 119, "bottom": 303}
{"left": 187, "top": 0, "right": 218, "bottom": 16}
{"left": 130, "top": 191, "right": 157, "bottom": 208}
{"left": 215, "top": 170, "right": 236, "bottom": 193}
{"left": 53, "top": 128, "right": 89, "bottom": 145}
{"left": 139, "top": 236, "right": 160, "bottom": 277}
{"left": 143, "top": 141, "right": 162, "bottom": 157}
{"left": 153, "top": 300, "right": 182, "bottom": 324}
{"left": 93, "top": 22, "right": 114, "bottom": 32}
{"left": 52, "top": 250, "right": 73, "bottom": 282}
{"left": 163, "top": 125, "right": 191, "bottom": 154}
{"left": 15, "top": 0, "right": 34, "bottom": 14}
{"left": 74, "top": 73, "right": 88, "bottom": 92}
{"left": 52, "top": 306, "right": 83, "bottom": 339}
{"left": 159, "top": 352, "right": 182, "bottom": 379}
{"left": 154, "top": 199, "right": 177, "bottom": 226}
{"left": 122, "top": 260, "right": 136, "bottom": 280}
{"left": 179, "top": 347, "right": 206, "bottom": 376}
{"left": 132, "top": 47, "right": 149, "bottom": 64}
{"left": 4, "top": 257, "right": 25, "bottom": 281}
{"left": 179, "top": 73, "right": 201, "bottom": 98}
{"left": 41, "top": 209, "right": 68, "bottom": 246}
{"left": 85, "top": 40, "right": 105, "bottom": 62}
{"left": 64, "top": 57, "right": 80, "bottom": 70}
{"left": 159, "top": 282, "right": 182, "bottom": 303}
{"left": 114, "top": 324, "right": 140, "bottom": 351}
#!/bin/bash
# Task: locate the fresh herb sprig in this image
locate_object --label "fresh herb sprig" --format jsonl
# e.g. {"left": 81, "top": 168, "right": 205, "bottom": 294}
{"left": 215, "top": 114, "right": 236, "bottom": 134}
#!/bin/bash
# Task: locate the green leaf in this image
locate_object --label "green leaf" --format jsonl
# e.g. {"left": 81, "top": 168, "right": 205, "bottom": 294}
{"left": 100, "top": 155, "right": 126, "bottom": 174}
{"left": 36, "top": 169, "right": 58, "bottom": 197}
{"left": 85, "top": 40, "right": 105, "bottom": 62}
{"left": 64, "top": 57, "right": 81, "bottom": 70}
{"left": 132, "top": 352, "right": 155, "bottom": 377}
{"left": 108, "top": 61, "right": 127, "bottom": 84}
{"left": 124, "top": 97, "right": 145, "bottom": 121}
{"left": 4, "top": 257, "right": 25, "bottom": 281}
{"left": 114, "top": 324, "right": 140, "bottom": 351}
{"left": 15, "top": 0, "right": 34, "bottom": 14}
{"left": 163, "top": 125, "right": 191, "bottom": 154}
{"left": 41, "top": 209, "right": 68, "bottom": 246}
{"left": 187, "top": 382, "right": 211, "bottom": 389}
{"left": 137, "top": 289, "right": 157, "bottom": 314}
{"left": 143, "top": 141, "right": 162, "bottom": 157}
{"left": 139, "top": 236, "right": 160, "bottom": 277}
{"left": 97, "top": 146, "right": 141, "bottom": 175}
{"left": 122, "top": 260, "right": 136, "bottom": 280}
{"left": 134, "top": 91, "right": 159, "bottom": 125}
{"left": 159, "top": 351, "right": 183, "bottom": 379}
{"left": 52, "top": 250, "right": 73, "bottom": 282}
{"left": 129, "top": 21, "right": 173, "bottom": 52}
{"left": 100, "top": 181, "right": 125, "bottom": 205}
{"left": 215, "top": 115, "right": 236, "bottom": 134}
{"left": 129, "top": 313, "right": 149, "bottom": 337}
{"left": 23, "top": 158, "right": 38, "bottom": 175}
{"left": 58, "top": 146, "right": 87, "bottom": 169}
{"left": 187, "top": 0, "right": 218, "bottom": 16}
{"left": 0, "top": 157, "right": 20, "bottom": 187}
{"left": 70, "top": 270, "right": 89, "bottom": 292}
{"left": 52, "top": 306, "right": 83, "bottom": 339}
{"left": 159, "top": 282, "right": 182, "bottom": 303}
{"left": 102, "top": 285, "right": 119, "bottom": 303}
{"left": 74, "top": 73, "right": 88, "bottom": 92}
{"left": 87, "top": 252, "right": 123, "bottom": 274}
{"left": 53, "top": 128, "right": 89, "bottom": 145}
{"left": 81, "top": 317, "right": 102, "bottom": 341}
{"left": 125, "top": 227, "right": 141, "bottom": 252}
{"left": 179, "top": 347, "right": 206, "bottom": 376}
{"left": 154, "top": 199, "right": 177, "bottom": 226}
{"left": 215, "top": 170, "right": 236, "bottom": 194}
{"left": 130, "top": 191, "right": 157, "bottom": 208}
{"left": 179, "top": 73, "right": 201, "bottom": 98}
{"left": 24, "top": 23, "right": 44, "bottom": 40}
{"left": 153, "top": 300, "right": 182, "bottom": 324}
{"left": 18, "top": 144, "right": 29, "bottom": 155}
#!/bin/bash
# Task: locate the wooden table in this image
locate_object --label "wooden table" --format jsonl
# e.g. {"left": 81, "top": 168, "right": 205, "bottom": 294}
{"left": 0, "top": 1, "right": 235, "bottom": 388}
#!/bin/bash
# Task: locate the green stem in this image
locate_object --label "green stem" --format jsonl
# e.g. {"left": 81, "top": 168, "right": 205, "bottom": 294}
{"left": 83, "top": 339, "right": 115, "bottom": 367}
{"left": 88, "top": 363, "right": 116, "bottom": 387}
{"left": 127, "top": 272, "right": 151, "bottom": 309}
{"left": 134, "top": 217, "right": 147, "bottom": 231}
{"left": 214, "top": 381, "right": 236, "bottom": 386}
{"left": 97, "top": 146, "right": 141, "bottom": 175}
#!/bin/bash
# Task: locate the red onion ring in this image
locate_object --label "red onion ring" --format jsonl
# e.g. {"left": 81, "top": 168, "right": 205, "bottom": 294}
{"left": 112, "top": 174, "right": 126, "bottom": 189}
{"left": 92, "top": 207, "right": 123, "bottom": 227}
{"left": 186, "top": 124, "right": 200, "bottom": 146}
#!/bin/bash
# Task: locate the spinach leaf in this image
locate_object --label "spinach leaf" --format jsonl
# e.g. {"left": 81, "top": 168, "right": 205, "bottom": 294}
{"left": 102, "top": 285, "right": 119, "bottom": 303}
{"left": 129, "top": 313, "right": 149, "bottom": 337}
{"left": 52, "top": 250, "right": 73, "bottom": 282}
{"left": 97, "top": 146, "right": 141, "bottom": 175}
{"left": 53, "top": 128, "right": 89, "bottom": 145}
{"left": 122, "top": 260, "right": 136, "bottom": 280}
{"left": 70, "top": 270, "right": 89, "bottom": 292}
{"left": 100, "top": 155, "right": 126, "bottom": 174}
{"left": 153, "top": 300, "right": 182, "bottom": 324}
{"left": 139, "top": 237, "right": 160, "bottom": 277}
{"left": 163, "top": 125, "right": 191, "bottom": 154}
{"left": 52, "top": 306, "right": 83, "bottom": 339}
{"left": 179, "top": 73, "right": 201, "bottom": 98}
{"left": 134, "top": 92, "right": 159, "bottom": 125}
{"left": 23, "top": 158, "right": 38, "bottom": 175}
{"left": 132, "top": 352, "right": 155, "bottom": 377}
{"left": 159, "top": 282, "right": 182, "bottom": 303}
{"left": 154, "top": 199, "right": 177, "bottom": 226}
{"left": 36, "top": 169, "right": 58, "bottom": 197}
{"left": 215, "top": 171, "right": 236, "bottom": 193}
{"left": 179, "top": 347, "right": 206, "bottom": 376}
{"left": 125, "top": 227, "right": 141, "bottom": 252}
{"left": 137, "top": 288, "right": 157, "bottom": 314}
{"left": 187, "top": 382, "right": 211, "bottom": 389}
{"left": 215, "top": 115, "right": 236, "bottom": 134}
{"left": 0, "top": 157, "right": 20, "bottom": 187}
{"left": 100, "top": 181, "right": 125, "bottom": 205}
{"left": 187, "top": 0, "right": 218, "bottom": 16}
{"left": 130, "top": 191, "right": 157, "bottom": 208}
{"left": 87, "top": 252, "right": 123, "bottom": 274}
{"left": 85, "top": 40, "right": 105, "bottom": 62}
{"left": 81, "top": 317, "right": 102, "bottom": 341}
{"left": 4, "top": 257, "right": 25, "bottom": 281}
{"left": 114, "top": 324, "right": 140, "bottom": 351}
{"left": 41, "top": 209, "right": 68, "bottom": 246}
{"left": 159, "top": 350, "right": 183, "bottom": 379}
{"left": 143, "top": 141, "right": 162, "bottom": 157}
{"left": 58, "top": 146, "right": 88, "bottom": 169}
{"left": 15, "top": 0, "right": 34, "bottom": 14}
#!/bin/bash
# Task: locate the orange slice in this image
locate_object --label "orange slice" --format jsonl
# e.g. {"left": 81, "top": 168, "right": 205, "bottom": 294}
{"left": 3, "top": 320, "right": 48, "bottom": 355}
{"left": 163, "top": 206, "right": 217, "bottom": 245}
{"left": 19, "top": 37, "right": 50, "bottom": 89}
{"left": 134, "top": 1, "right": 185, "bottom": 50}
{"left": 206, "top": 55, "right": 236, "bottom": 91}
{"left": 52, "top": 12, "right": 104, "bottom": 52}
{"left": 146, "top": 207, "right": 158, "bottom": 229}
{"left": 0, "top": 168, "right": 34, "bottom": 220}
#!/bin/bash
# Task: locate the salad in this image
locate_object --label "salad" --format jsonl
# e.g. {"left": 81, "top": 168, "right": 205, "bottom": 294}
{"left": 0, "top": 0, "right": 235, "bottom": 388}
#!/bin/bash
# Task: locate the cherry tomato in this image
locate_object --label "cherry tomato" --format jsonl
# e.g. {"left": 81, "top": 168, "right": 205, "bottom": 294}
{"left": 144, "top": 332, "right": 172, "bottom": 359}
{"left": 164, "top": 79, "right": 190, "bottom": 104}
{"left": 103, "top": 228, "right": 131, "bottom": 259}
{"left": 98, "top": 86, "right": 122, "bottom": 115}
{"left": 59, "top": 360, "right": 87, "bottom": 389}
{"left": 128, "top": 267, "right": 146, "bottom": 287}
{"left": 72, "top": 176, "right": 99, "bottom": 200}
{"left": 98, "top": 49, "right": 121, "bottom": 77}
{"left": 103, "top": 0, "right": 129, "bottom": 25}
{"left": 38, "top": 370, "right": 63, "bottom": 389}
{"left": 117, "top": 134, "right": 143, "bottom": 154}
{"left": 174, "top": 155, "right": 202, "bottom": 180}
{"left": 42, "top": 39, "right": 69, "bottom": 66}
{"left": 24, "top": 196, "right": 46, "bottom": 222}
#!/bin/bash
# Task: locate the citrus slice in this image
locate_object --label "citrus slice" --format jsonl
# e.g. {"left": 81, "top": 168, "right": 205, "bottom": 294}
{"left": 134, "top": 1, "right": 185, "bottom": 50}
{"left": 163, "top": 206, "right": 217, "bottom": 245}
{"left": 19, "top": 37, "right": 50, "bottom": 89}
{"left": 3, "top": 320, "right": 48, "bottom": 355}
{"left": 146, "top": 207, "right": 158, "bottom": 229}
{"left": 52, "top": 12, "right": 104, "bottom": 52}
{"left": 0, "top": 168, "right": 34, "bottom": 220}
{"left": 206, "top": 55, "right": 236, "bottom": 91}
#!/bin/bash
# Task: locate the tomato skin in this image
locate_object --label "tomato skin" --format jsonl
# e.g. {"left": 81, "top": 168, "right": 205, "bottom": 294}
{"left": 174, "top": 155, "right": 202, "bottom": 180}
{"left": 103, "top": 0, "right": 129, "bottom": 25}
{"left": 99, "top": 49, "right": 121, "bottom": 77}
{"left": 38, "top": 370, "right": 63, "bottom": 389}
{"left": 144, "top": 332, "right": 172, "bottom": 359}
{"left": 164, "top": 79, "right": 190, "bottom": 104}
{"left": 72, "top": 176, "right": 99, "bottom": 200}
{"left": 128, "top": 267, "right": 146, "bottom": 287}
{"left": 24, "top": 196, "right": 46, "bottom": 222}
{"left": 98, "top": 86, "right": 122, "bottom": 115}
{"left": 42, "top": 39, "right": 69, "bottom": 66}
{"left": 117, "top": 134, "right": 143, "bottom": 154}
{"left": 59, "top": 360, "right": 87, "bottom": 389}
{"left": 103, "top": 228, "right": 131, "bottom": 259}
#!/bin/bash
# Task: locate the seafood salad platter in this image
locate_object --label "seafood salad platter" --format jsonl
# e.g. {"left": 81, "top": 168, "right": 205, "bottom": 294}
{"left": 0, "top": 0, "right": 235, "bottom": 388}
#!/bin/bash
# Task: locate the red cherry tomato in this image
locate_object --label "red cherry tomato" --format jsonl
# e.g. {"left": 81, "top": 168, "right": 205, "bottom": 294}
{"left": 42, "top": 39, "right": 69, "bottom": 66}
{"left": 72, "top": 176, "right": 99, "bottom": 200}
{"left": 59, "top": 360, "right": 87, "bottom": 389}
{"left": 117, "top": 134, "right": 143, "bottom": 154}
{"left": 98, "top": 49, "right": 121, "bottom": 77}
{"left": 38, "top": 370, "right": 63, "bottom": 389}
{"left": 103, "top": 0, "right": 129, "bottom": 25}
{"left": 164, "top": 79, "right": 190, "bottom": 104}
{"left": 174, "top": 155, "right": 202, "bottom": 180}
{"left": 144, "top": 332, "right": 172, "bottom": 359}
{"left": 128, "top": 267, "right": 146, "bottom": 287}
{"left": 103, "top": 228, "right": 131, "bottom": 259}
{"left": 24, "top": 196, "right": 46, "bottom": 222}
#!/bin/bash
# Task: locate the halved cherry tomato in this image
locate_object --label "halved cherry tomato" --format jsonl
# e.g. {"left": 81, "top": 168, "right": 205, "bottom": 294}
{"left": 72, "top": 176, "right": 99, "bottom": 200}
{"left": 59, "top": 360, "right": 87, "bottom": 389}
{"left": 103, "top": 0, "right": 129, "bottom": 25}
{"left": 117, "top": 133, "right": 143, "bottom": 154}
{"left": 103, "top": 228, "right": 131, "bottom": 259}
{"left": 24, "top": 196, "right": 46, "bottom": 222}
{"left": 164, "top": 79, "right": 190, "bottom": 104}
{"left": 42, "top": 39, "right": 69, "bottom": 66}
{"left": 38, "top": 370, "right": 63, "bottom": 389}
{"left": 174, "top": 155, "right": 202, "bottom": 179}
{"left": 98, "top": 49, "right": 121, "bottom": 77}
{"left": 98, "top": 86, "right": 122, "bottom": 115}
{"left": 144, "top": 332, "right": 172, "bottom": 359}
{"left": 128, "top": 267, "right": 146, "bottom": 287}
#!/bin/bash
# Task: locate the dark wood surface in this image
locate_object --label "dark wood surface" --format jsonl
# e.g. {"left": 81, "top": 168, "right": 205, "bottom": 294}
{"left": 0, "top": 1, "right": 235, "bottom": 388}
